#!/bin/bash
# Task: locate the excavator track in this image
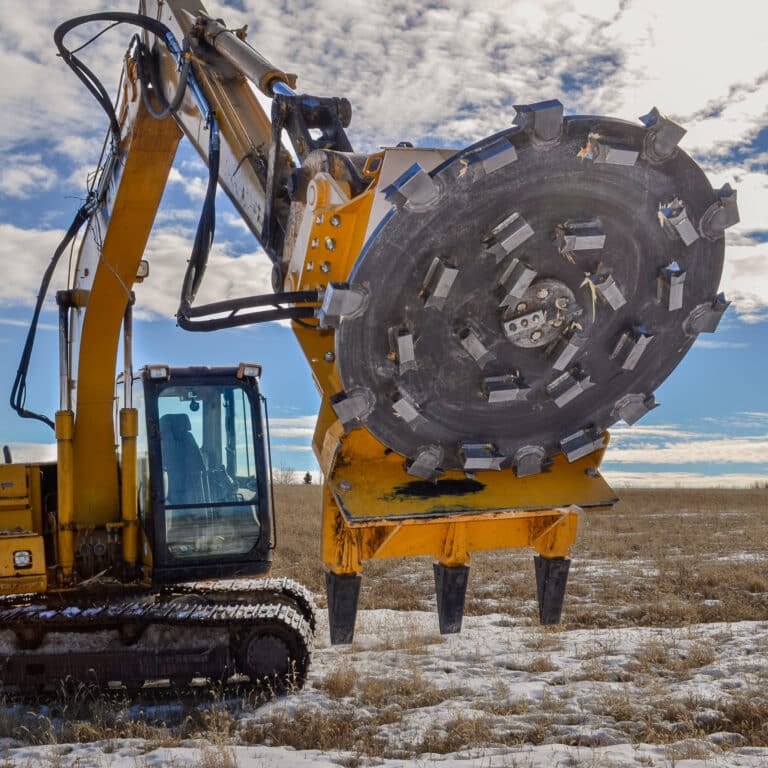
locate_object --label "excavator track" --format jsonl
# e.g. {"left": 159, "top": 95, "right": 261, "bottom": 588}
{"left": 0, "top": 584, "right": 314, "bottom": 694}
{"left": 168, "top": 577, "right": 317, "bottom": 631}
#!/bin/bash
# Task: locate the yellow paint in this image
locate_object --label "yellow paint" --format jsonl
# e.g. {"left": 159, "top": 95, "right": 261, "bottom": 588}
{"left": 327, "top": 428, "right": 614, "bottom": 521}
{"left": 318, "top": 427, "right": 610, "bottom": 573}
{"left": 55, "top": 410, "right": 76, "bottom": 581}
{"left": 119, "top": 408, "right": 139, "bottom": 566}
{"left": 69, "top": 92, "right": 182, "bottom": 527}
{"left": 321, "top": 497, "right": 582, "bottom": 573}
{"left": 0, "top": 465, "right": 34, "bottom": 531}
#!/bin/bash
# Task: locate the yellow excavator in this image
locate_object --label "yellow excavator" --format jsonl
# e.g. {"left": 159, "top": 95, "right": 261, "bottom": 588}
{"left": 1, "top": 0, "right": 737, "bottom": 692}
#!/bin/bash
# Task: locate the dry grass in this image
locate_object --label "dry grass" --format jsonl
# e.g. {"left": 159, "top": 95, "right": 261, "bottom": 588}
{"left": 357, "top": 667, "right": 461, "bottom": 709}
{"left": 418, "top": 714, "right": 496, "bottom": 754}
{"left": 240, "top": 706, "right": 385, "bottom": 755}
{"left": 318, "top": 664, "right": 358, "bottom": 699}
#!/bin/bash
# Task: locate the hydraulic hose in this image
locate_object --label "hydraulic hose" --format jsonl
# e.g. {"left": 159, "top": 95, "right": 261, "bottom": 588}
{"left": 10, "top": 202, "right": 93, "bottom": 429}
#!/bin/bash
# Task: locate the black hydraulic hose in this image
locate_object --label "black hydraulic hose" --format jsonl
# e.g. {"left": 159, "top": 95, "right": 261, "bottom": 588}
{"left": 54, "top": 13, "right": 178, "bottom": 147}
{"left": 134, "top": 37, "right": 192, "bottom": 121}
{"left": 10, "top": 203, "right": 93, "bottom": 430}
{"left": 178, "top": 121, "right": 220, "bottom": 313}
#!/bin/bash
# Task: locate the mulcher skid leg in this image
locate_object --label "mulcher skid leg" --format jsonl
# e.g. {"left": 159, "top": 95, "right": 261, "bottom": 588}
{"left": 534, "top": 555, "right": 571, "bottom": 625}
{"left": 326, "top": 571, "right": 362, "bottom": 645}
{"left": 433, "top": 563, "right": 469, "bottom": 634}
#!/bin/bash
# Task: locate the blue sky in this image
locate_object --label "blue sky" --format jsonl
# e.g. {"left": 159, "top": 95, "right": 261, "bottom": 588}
{"left": 0, "top": 0, "right": 766, "bottom": 486}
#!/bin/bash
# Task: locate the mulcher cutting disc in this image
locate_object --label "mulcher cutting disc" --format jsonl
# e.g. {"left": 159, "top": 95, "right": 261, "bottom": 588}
{"left": 332, "top": 101, "right": 738, "bottom": 479}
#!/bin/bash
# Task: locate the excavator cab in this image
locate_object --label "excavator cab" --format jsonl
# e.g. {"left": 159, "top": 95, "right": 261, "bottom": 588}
{"left": 133, "top": 365, "right": 273, "bottom": 585}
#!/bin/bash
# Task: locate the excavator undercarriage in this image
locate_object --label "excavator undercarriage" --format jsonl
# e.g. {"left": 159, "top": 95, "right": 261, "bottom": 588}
{"left": 0, "top": 579, "right": 313, "bottom": 693}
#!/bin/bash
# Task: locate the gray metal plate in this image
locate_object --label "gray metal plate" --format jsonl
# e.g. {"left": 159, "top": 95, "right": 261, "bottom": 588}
{"left": 335, "top": 115, "right": 725, "bottom": 471}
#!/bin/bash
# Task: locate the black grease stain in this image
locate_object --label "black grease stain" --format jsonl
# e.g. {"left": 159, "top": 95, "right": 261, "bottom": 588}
{"left": 385, "top": 478, "right": 486, "bottom": 500}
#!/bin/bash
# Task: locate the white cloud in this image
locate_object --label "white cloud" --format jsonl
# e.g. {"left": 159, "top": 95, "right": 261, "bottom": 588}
{"left": 602, "top": 470, "right": 766, "bottom": 489}
{"left": 693, "top": 339, "right": 750, "bottom": 350}
{"left": 605, "top": 435, "right": 768, "bottom": 465}
{"left": 0, "top": 2, "right": 126, "bottom": 155}
{"left": 0, "top": 317, "right": 57, "bottom": 331}
{"left": 720, "top": 242, "right": 768, "bottom": 324}
{"left": 4, "top": 443, "right": 57, "bottom": 463}
{"left": 167, "top": 168, "right": 208, "bottom": 201}
{"left": 606, "top": 419, "right": 768, "bottom": 469}
{"left": 0, "top": 224, "right": 70, "bottom": 306}
{"left": 269, "top": 414, "right": 316, "bottom": 439}
{"left": 608, "top": 424, "right": 704, "bottom": 442}
{"left": 269, "top": 428, "right": 314, "bottom": 438}
{"left": 269, "top": 416, "right": 316, "bottom": 428}
{"left": 0, "top": 155, "right": 57, "bottom": 199}
{"left": 740, "top": 411, "right": 768, "bottom": 420}
{"left": 0, "top": 221, "right": 274, "bottom": 325}
{"left": 135, "top": 230, "right": 273, "bottom": 319}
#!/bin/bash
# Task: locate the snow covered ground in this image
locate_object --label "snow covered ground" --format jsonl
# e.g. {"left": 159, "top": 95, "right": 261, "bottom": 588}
{"left": 1, "top": 608, "right": 766, "bottom": 767}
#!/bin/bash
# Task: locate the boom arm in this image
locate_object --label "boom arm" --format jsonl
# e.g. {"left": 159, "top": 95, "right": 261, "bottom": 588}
{"left": 51, "top": 1, "right": 318, "bottom": 533}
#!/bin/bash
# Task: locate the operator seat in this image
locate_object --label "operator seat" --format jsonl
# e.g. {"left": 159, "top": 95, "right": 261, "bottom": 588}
{"left": 159, "top": 413, "right": 206, "bottom": 505}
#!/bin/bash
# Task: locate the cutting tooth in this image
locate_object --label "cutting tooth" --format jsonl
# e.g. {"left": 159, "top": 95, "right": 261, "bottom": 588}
{"left": 460, "top": 443, "right": 504, "bottom": 471}
{"left": 546, "top": 370, "right": 595, "bottom": 408}
{"left": 513, "top": 99, "right": 564, "bottom": 143}
{"left": 392, "top": 393, "right": 426, "bottom": 429}
{"left": 498, "top": 258, "right": 537, "bottom": 305}
{"left": 316, "top": 283, "right": 369, "bottom": 328}
{"left": 611, "top": 393, "right": 659, "bottom": 425}
{"left": 639, "top": 107, "right": 686, "bottom": 164}
{"left": 684, "top": 293, "right": 731, "bottom": 335}
{"left": 391, "top": 328, "right": 416, "bottom": 373}
{"left": 560, "top": 428, "right": 606, "bottom": 462}
{"left": 658, "top": 198, "right": 699, "bottom": 246}
{"left": 610, "top": 326, "right": 654, "bottom": 371}
{"left": 514, "top": 445, "right": 547, "bottom": 478}
{"left": 699, "top": 184, "right": 740, "bottom": 240}
{"left": 330, "top": 388, "right": 375, "bottom": 431}
{"left": 407, "top": 446, "right": 444, "bottom": 481}
{"left": 421, "top": 257, "right": 459, "bottom": 310}
{"left": 457, "top": 326, "right": 494, "bottom": 369}
{"left": 590, "top": 272, "right": 627, "bottom": 310}
{"left": 483, "top": 375, "right": 530, "bottom": 403}
{"left": 549, "top": 332, "right": 585, "bottom": 371}
{"left": 657, "top": 262, "right": 686, "bottom": 311}
{"left": 578, "top": 133, "right": 639, "bottom": 166}
{"left": 555, "top": 220, "right": 606, "bottom": 253}
{"left": 464, "top": 136, "right": 518, "bottom": 175}
{"left": 485, "top": 212, "right": 534, "bottom": 262}
{"left": 383, "top": 162, "right": 439, "bottom": 208}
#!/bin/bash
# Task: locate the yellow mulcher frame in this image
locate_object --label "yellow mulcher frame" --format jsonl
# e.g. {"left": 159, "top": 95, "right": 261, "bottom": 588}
{"left": 286, "top": 154, "right": 617, "bottom": 640}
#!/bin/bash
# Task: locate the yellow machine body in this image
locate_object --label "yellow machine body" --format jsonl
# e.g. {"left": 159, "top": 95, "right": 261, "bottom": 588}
{"left": 0, "top": 465, "right": 48, "bottom": 595}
